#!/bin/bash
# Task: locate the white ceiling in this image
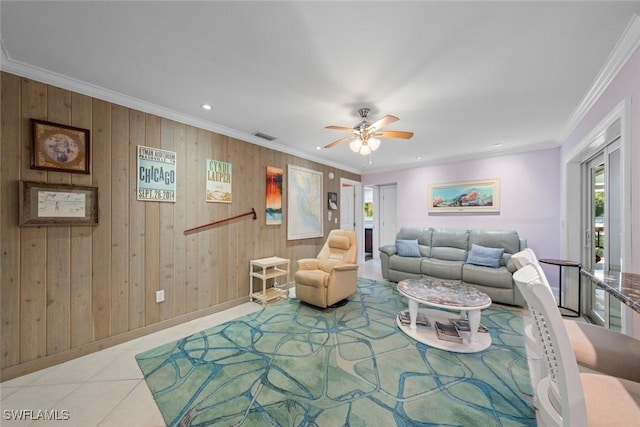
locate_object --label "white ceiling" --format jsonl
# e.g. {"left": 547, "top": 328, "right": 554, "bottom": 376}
{"left": 2, "top": 1, "right": 639, "bottom": 174}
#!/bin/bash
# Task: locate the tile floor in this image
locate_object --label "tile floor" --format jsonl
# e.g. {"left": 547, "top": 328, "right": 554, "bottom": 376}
{"left": 0, "top": 301, "right": 264, "bottom": 427}
{"left": 0, "top": 260, "right": 385, "bottom": 426}
{"left": 0, "top": 259, "right": 539, "bottom": 426}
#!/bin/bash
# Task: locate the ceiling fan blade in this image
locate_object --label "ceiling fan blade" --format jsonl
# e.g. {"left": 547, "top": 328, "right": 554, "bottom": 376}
{"left": 326, "top": 125, "right": 361, "bottom": 136}
{"left": 324, "top": 135, "right": 355, "bottom": 149}
{"left": 368, "top": 115, "right": 399, "bottom": 132}
{"left": 325, "top": 125, "right": 354, "bottom": 132}
{"left": 373, "top": 130, "right": 414, "bottom": 139}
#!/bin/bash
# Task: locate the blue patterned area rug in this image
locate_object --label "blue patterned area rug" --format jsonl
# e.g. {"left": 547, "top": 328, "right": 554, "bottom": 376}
{"left": 136, "top": 278, "right": 535, "bottom": 426}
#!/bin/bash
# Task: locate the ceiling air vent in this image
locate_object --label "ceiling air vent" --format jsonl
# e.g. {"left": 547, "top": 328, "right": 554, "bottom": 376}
{"left": 253, "top": 132, "right": 276, "bottom": 141}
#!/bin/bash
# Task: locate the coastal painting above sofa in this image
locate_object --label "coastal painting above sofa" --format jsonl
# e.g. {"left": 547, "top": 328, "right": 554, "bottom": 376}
{"left": 428, "top": 179, "right": 500, "bottom": 213}
{"left": 379, "top": 227, "right": 526, "bottom": 307}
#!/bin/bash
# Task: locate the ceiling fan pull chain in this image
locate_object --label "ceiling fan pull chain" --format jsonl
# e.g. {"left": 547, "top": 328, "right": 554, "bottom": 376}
{"left": 367, "top": 152, "right": 373, "bottom": 165}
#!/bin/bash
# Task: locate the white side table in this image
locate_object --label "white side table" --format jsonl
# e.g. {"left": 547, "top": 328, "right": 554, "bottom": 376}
{"left": 249, "top": 256, "right": 290, "bottom": 305}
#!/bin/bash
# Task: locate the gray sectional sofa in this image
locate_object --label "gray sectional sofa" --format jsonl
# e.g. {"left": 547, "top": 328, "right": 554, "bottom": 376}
{"left": 379, "top": 227, "right": 527, "bottom": 307}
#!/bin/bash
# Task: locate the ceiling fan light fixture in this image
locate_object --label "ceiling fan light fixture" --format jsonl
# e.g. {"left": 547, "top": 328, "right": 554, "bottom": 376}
{"left": 324, "top": 107, "right": 412, "bottom": 156}
{"left": 368, "top": 137, "right": 381, "bottom": 151}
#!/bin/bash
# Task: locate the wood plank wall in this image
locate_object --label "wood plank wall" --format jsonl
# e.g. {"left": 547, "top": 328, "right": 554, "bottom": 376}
{"left": 0, "top": 72, "right": 360, "bottom": 380}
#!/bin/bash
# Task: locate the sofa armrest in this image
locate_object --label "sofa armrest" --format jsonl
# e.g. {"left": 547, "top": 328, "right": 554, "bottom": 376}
{"left": 297, "top": 258, "right": 319, "bottom": 270}
{"left": 379, "top": 244, "right": 397, "bottom": 257}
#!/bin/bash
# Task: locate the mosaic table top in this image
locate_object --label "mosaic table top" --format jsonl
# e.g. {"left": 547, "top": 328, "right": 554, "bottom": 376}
{"left": 397, "top": 278, "right": 492, "bottom": 309}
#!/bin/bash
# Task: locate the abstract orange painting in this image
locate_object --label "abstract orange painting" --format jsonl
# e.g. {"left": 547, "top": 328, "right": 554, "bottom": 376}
{"left": 266, "top": 166, "right": 283, "bottom": 225}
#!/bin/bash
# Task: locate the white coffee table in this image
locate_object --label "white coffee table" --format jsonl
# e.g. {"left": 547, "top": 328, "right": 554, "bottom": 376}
{"left": 396, "top": 278, "right": 492, "bottom": 353}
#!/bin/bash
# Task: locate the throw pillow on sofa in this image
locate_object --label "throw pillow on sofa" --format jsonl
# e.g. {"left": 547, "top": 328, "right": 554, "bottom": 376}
{"left": 466, "top": 243, "right": 504, "bottom": 268}
{"left": 396, "top": 239, "right": 421, "bottom": 257}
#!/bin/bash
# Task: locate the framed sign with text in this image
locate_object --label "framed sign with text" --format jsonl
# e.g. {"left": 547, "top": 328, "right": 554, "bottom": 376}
{"left": 137, "top": 145, "right": 176, "bottom": 202}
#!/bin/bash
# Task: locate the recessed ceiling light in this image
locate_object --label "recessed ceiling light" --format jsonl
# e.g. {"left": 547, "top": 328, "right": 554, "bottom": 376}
{"left": 316, "top": 146, "right": 322, "bottom": 150}
{"left": 201, "top": 104, "right": 212, "bottom": 110}
{"left": 416, "top": 156, "right": 422, "bottom": 160}
{"left": 493, "top": 143, "right": 502, "bottom": 147}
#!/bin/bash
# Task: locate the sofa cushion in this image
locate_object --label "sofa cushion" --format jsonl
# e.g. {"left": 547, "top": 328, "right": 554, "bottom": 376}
{"left": 389, "top": 255, "right": 422, "bottom": 274}
{"left": 396, "top": 227, "right": 432, "bottom": 257}
{"left": 422, "top": 258, "right": 464, "bottom": 280}
{"left": 466, "top": 243, "right": 504, "bottom": 268}
{"left": 469, "top": 230, "right": 521, "bottom": 268}
{"left": 462, "top": 264, "right": 514, "bottom": 289}
{"left": 396, "top": 227, "right": 430, "bottom": 242}
{"left": 430, "top": 229, "right": 469, "bottom": 261}
{"left": 396, "top": 239, "right": 421, "bottom": 257}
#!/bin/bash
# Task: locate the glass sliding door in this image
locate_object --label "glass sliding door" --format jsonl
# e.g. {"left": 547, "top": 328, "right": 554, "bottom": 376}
{"left": 606, "top": 142, "right": 622, "bottom": 331}
{"left": 582, "top": 132, "right": 621, "bottom": 329}
{"left": 585, "top": 155, "right": 606, "bottom": 325}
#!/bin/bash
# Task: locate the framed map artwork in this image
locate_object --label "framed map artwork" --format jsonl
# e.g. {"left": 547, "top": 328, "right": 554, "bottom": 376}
{"left": 287, "top": 164, "right": 323, "bottom": 240}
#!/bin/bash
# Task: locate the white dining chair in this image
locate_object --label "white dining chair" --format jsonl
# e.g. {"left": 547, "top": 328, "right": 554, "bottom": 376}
{"left": 513, "top": 263, "right": 640, "bottom": 426}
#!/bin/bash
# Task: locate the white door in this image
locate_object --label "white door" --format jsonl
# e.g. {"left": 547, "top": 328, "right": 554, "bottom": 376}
{"left": 379, "top": 184, "right": 397, "bottom": 246}
{"left": 340, "top": 184, "right": 355, "bottom": 231}
{"left": 340, "top": 178, "right": 364, "bottom": 263}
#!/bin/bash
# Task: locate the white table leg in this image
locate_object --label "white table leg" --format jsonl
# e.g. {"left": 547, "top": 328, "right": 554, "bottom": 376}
{"left": 408, "top": 299, "right": 418, "bottom": 330}
{"left": 467, "top": 309, "right": 480, "bottom": 344}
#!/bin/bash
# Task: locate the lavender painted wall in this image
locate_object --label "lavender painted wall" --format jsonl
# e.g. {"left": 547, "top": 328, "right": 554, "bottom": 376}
{"left": 362, "top": 44, "right": 639, "bottom": 333}
{"left": 561, "top": 46, "right": 640, "bottom": 271}
{"left": 362, "top": 148, "right": 561, "bottom": 259}
{"left": 559, "top": 42, "right": 639, "bottom": 335}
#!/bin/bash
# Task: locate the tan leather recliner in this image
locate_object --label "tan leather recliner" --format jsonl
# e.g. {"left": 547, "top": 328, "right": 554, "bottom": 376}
{"left": 294, "top": 229, "right": 358, "bottom": 308}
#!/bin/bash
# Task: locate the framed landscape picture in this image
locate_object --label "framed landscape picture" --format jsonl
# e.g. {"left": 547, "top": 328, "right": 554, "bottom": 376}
{"left": 428, "top": 179, "right": 500, "bottom": 213}
{"left": 31, "top": 119, "right": 90, "bottom": 174}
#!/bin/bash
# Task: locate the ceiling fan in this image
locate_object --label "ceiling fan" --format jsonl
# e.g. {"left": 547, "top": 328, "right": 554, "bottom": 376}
{"left": 324, "top": 107, "right": 414, "bottom": 155}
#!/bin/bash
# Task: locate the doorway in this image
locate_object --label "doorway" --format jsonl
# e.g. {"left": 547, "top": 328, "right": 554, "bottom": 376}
{"left": 379, "top": 184, "right": 398, "bottom": 247}
{"left": 363, "top": 184, "right": 397, "bottom": 261}
{"left": 364, "top": 187, "right": 374, "bottom": 260}
{"left": 583, "top": 132, "right": 622, "bottom": 328}
{"left": 340, "top": 178, "right": 364, "bottom": 264}
{"left": 564, "top": 99, "right": 630, "bottom": 333}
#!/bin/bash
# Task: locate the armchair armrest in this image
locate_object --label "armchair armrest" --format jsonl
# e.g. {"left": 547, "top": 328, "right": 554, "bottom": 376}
{"left": 327, "top": 263, "right": 359, "bottom": 287}
{"left": 297, "top": 258, "right": 319, "bottom": 270}
{"left": 379, "top": 244, "right": 397, "bottom": 257}
{"left": 332, "top": 263, "right": 359, "bottom": 272}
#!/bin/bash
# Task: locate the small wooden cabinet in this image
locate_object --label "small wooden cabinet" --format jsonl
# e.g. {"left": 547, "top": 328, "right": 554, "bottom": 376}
{"left": 365, "top": 228, "right": 373, "bottom": 254}
{"left": 249, "top": 256, "right": 290, "bottom": 305}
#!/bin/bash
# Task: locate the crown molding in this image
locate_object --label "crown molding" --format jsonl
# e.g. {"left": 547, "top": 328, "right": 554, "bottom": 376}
{"left": 0, "top": 40, "right": 361, "bottom": 175}
{"left": 558, "top": 13, "right": 640, "bottom": 143}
